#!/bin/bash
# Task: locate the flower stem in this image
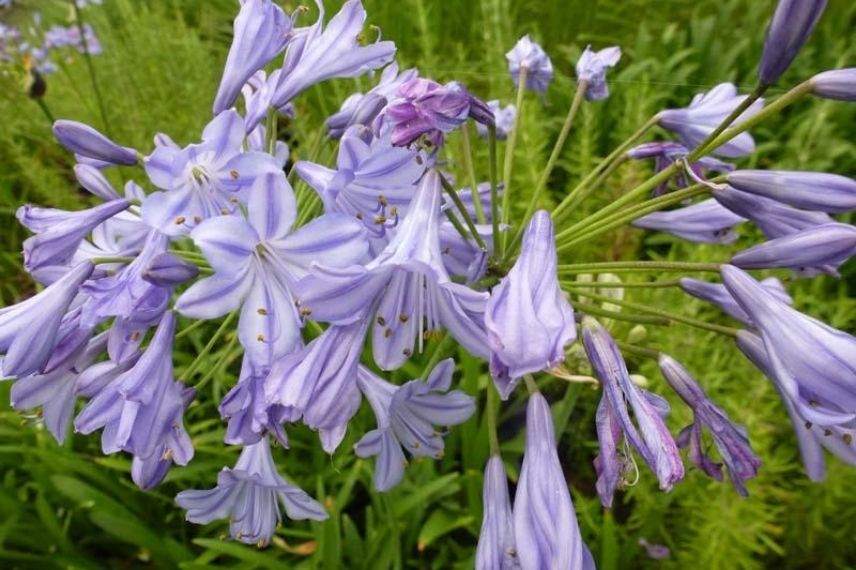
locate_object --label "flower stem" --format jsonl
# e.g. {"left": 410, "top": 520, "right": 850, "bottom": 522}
{"left": 523, "top": 373, "right": 538, "bottom": 395}
{"left": 35, "top": 99, "right": 56, "bottom": 124}
{"left": 459, "top": 124, "right": 486, "bottom": 224}
{"left": 688, "top": 84, "right": 768, "bottom": 158}
{"left": 500, "top": 66, "right": 528, "bottom": 257}
{"left": 89, "top": 256, "right": 135, "bottom": 265}
{"left": 266, "top": 108, "right": 279, "bottom": 155}
{"left": 439, "top": 172, "right": 487, "bottom": 251}
{"left": 558, "top": 260, "right": 721, "bottom": 274}
{"left": 487, "top": 126, "right": 501, "bottom": 254}
{"left": 561, "top": 279, "right": 681, "bottom": 289}
{"left": 616, "top": 341, "right": 661, "bottom": 360}
{"left": 179, "top": 311, "right": 238, "bottom": 383}
{"left": 70, "top": 0, "right": 110, "bottom": 135}
{"left": 421, "top": 333, "right": 454, "bottom": 380}
{"left": 573, "top": 301, "right": 671, "bottom": 326}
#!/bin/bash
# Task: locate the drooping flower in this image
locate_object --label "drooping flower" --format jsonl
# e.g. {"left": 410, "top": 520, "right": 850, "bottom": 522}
{"left": 575, "top": 45, "right": 621, "bottom": 101}
{"left": 475, "top": 455, "right": 519, "bottom": 570}
{"left": 632, "top": 198, "right": 746, "bottom": 244}
{"left": 731, "top": 223, "right": 856, "bottom": 276}
{"left": 295, "top": 170, "right": 490, "bottom": 370}
{"left": 212, "top": 0, "right": 293, "bottom": 115}
{"left": 476, "top": 100, "right": 516, "bottom": 140}
{"left": 0, "top": 261, "right": 94, "bottom": 378}
{"left": 679, "top": 276, "right": 792, "bottom": 326}
{"left": 385, "top": 78, "right": 472, "bottom": 148}
{"left": 659, "top": 354, "right": 761, "bottom": 495}
{"left": 514, "top": 392, "right": 593, "bottom": 570}
{"left": 485, "top": 210, "right": 576, "bottom": 399}
{"left": 722, "top": 264, "right": 856, "bottom": 427}
{"left": 141, "top": 109, "right": 281, "bottom": 235}
{"left": 758, "top": 0, "right": 827, "bottom": 86}
{"left": 355, "top": 359, "right": 475, "bottom": 491}
{"left": 658, "top": 83, "right": 764, "bottom": 157}
{"left": 220, "top": 355, "right": 289, "bottom": 447}
{"left": 582, "top": 317, "right": 684, "bottom": 505}
{"left": 52, "top": 120, "right": 138, "bottom": 166}
{"left": 626, "top": 141, "right": 734, "bottom": 196}
{"left": 727, "top": 170, "right": 856, "bottom": 214}
{"left": 176, "top": 172, "right": 368, "bottom": 371}
{"left": 810, "top": 67, "right": 856, "bottom": 101}
{"left": 505, "top": 35, "right": 553, "bottom": 93}
{"left": 176, "top": 436, "right": 327, "bottom": 546}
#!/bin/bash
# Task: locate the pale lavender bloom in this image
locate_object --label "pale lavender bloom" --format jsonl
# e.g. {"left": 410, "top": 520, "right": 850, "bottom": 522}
{"left": 176, "top": 436, "right": 327, "bottom": 546}
{"left": 141, "top": 110, "right": 281, "bottom": 236}
{"left": 269, "top": 0, "right": 396, "bottom": 122}
{"left": 52, "top": 120, "right": 137, "bottom": 166}
{"left": 727, "top": 170, "right": 856, "bottom": 214}
{"left": 485, "top": 211, "right": 575, "bottom": 399}
{"left": 582, "top": 318, "right": 684, "bottom": 504}
{"left": 131, "top": 385, "right": 195, "bottom": 490}
{"left": 221, "top": 355, "right": 289, "bottom": 447}
{"left": 476, "top": 100, "right": 516, "bottom": 140}
{"left": 143, "top": 252, "right": 199, "bottom": 287}
{"left": 476, "top": 455, "right": 519, "bottom": 570}
{"left": 514, "top": 392, "right": 593, "bottom": 570}
{"left": 385, "top": 78, "right": 472, "bottom": 147}
{"left": 633, "top": 198, "right": 746, "bottom": 244}
{"left": 355, "top": 359, "right": 475, "bottom": 491}
{"left": 626, "top": 141, "right": 734, "bottom": 195}
{"left": 658, "top": 83, "right": 764, "bottom": 157}
{"left": 736, "top": 331, "right": 856, "bottom": 481}
{"left": 712, "top": 185, "right": 834, "bottom": 240}
{"left": 811, "top": 68, "right": 856, "bottom": 101}
{"left": 44, "top": 24, "right": 101, "bottom": 55}
{"left": 679, "top": 276, "right": 792, "bottom": 326}
{"left": 731, "top": 223, "right": 856, "bottom": 276}
{"left": 659, "top": 354, "right": 761, "bottom": 496}
{"left": 74, "top": 163, "right": 121, "bottom": 201}
{"left": 176, "top": 172, "right": 368, "bottom": 371}
{"left": 758, "top": 0, "right": 827, "bottom": 86}
{"left": 576, "top": 45, "right": 621, "bottom": 101}
{"left": 722, "top": 265, "right": 856, "bottom": 427}
{"left": 246, "top": 122, "right": 290, "bottom": 168}
{"left": 295, "top": 170, "right": 490, "bottom": 370}
{"left": 0, "top": 261, "right": 93, "bottom": 378}
{"left": 440, "top": 220, "right": 493, "bottom": 283}
{"left": 212, "top": 0, "right": 292, "bottom": 115}
{"left": 505, "top": 35, "right": 553, "bottom": 93}
{"left": 240, "top": 70, "right": 296, "bottom": 135}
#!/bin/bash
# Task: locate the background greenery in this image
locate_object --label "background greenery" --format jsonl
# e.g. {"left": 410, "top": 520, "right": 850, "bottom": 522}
{"left": 0, "top": 0, "right": 854, "bottom": 568}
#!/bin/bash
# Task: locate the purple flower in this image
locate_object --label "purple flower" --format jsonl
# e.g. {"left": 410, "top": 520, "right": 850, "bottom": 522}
{"left": 440, "top": 218, "right": 494, "bottom": 283}
{"left": 295, "top": 170, "right": 490, "bottom": 370}
{"left": 679, "top": 276, "right": 792, "bottom": 326}
{"left": 731, "top": 223, "right": 856, "bottom": 276}
{"left": 658, "top": 83, "right": 764, "bottom": 157}
{"left": 0, "top": 261, "right": 93, "bottom": 378}
{"left": 632, "top": 198, "right": 746, "bottom": 244}
{"left": 505, "top": 35, "right": 553, "bottom": 93}
{"left": 221, "top": 355, "right": 290, "bottom": 447}
{"left": 241, "top": 70, "right": 296, "bottom": 135}
{"left": 758, "top": 0, "right": 827, "bottom": 86}
{"left": 475, "top": 455, "right": 519, "bottom": 570}
{"left": 74, "top": 163, "right": 121, "bottom": 201}
{"left": 736, "top": 331, "right": 856, "bottom": 481}
{"left": 638, "top": 539, "right": 671, "bottom": 560}
{"left": 514, "top": 392, "right": 593, "bottom": 569}
{"left": 727, "top": 170, "right": 856, "bottom": 214}
{"left": 385, "top": 78, "right": 471, "bottom": 147}
{"left": 212, "top": 0, "right": 292, "bottom": 115}
{"left": 476, "top": 100, "right": 516, "bottom": 140}
{"left": 722, "top": 265, "right": 856, "bottom": 427}
{"left": 269, "top": 0, "right": 396, "bottom": 120}
{"left": 811, "top": 67, "right": 856, "bottom": 101}
{"left": 485, "top": 211, "right": 575, "bottom": 399}
{"left": 355, "top": 358, "right": 474, "bottom": 491}
{"left": 582, "top": 318, "right": 684, "bottom": 505}
{"left": 141, "top": 110, "right": 281, "bottom": 235}
{"left": 575, "top": 45, "right": 621, "bottom": 101}
{"left": 142, "top": 252, "right": 199, "bottom": 287}
{"left": 176, "top": 172, "right": 368, "bottom": 371}
{"left": 626, "top": 141, "right": 734, "bottom": 196}
{"left": 659, "top": 354, "right": 761, "bottom": 495}
{"left": 176, "top": 436, "right": 327, "bottom": 546}
{"left": 52, "top": 120, "right": 137, "bottom": 166}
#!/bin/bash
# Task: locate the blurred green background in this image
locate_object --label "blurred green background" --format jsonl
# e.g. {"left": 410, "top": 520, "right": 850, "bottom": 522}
{"left": 0, "top": 0, "right": 854, "bottom": 568}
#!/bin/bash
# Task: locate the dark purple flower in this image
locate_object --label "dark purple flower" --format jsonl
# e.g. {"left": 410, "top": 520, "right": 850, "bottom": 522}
{"left": 576, "top": 45, "right": 621, "bottom": 101}
{"left": 176, "top": 436, "right": 327, "bottom": 546}
{"left": 712, "top": 185, "right": 834, "bottom": 240}
{"left": 811, "top": 67, "right": 856, "bottom": 101}
{"left": 52, "top": 120, "right": 138, "bottom": 166}
{"left": 633, "top": 198, "right": 746, "bottom": 244}
{"left": 626, "top": 141, "right": 734, "bottom": 196}
{"left": 385, "top": 78, "right": 471, "bottom": 147}
{"left": 476, "top": 100, "right": 516, "bottom": 140}
{"left": 505, "top": 35, "right": 553, "bottom": 93}
{"left": 731, "top": 222, "right": 856, "bottom": 276}
{"left": 727, "top": 170, "right": 856, "bottom": 214}
{"left": 475, "top": 455, "right": 519, "bottom": 570}
{"left": 679, "top": 276, "right": 792, "bottom": 326}
{"left": 485, "top": 211, "right": 576, "bottom": 399}
{"left": 758, "top": 0, "right": 827, "bottom": 86}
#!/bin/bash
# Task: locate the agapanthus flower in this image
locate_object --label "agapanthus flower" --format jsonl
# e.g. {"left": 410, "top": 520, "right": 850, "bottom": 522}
{"left": 143, "top": 251, "right": 200, "bottom": 287}
{"left": 726, "top": 170, "right": 856, "bottom": 214}
{"left": 657, "top": 83, "right": 764, "bottom": 157}
{"left": 476, "top": 100, "right": 516, "bottom": 140}
{"left": 212, "top": 0, "right": 293, "bottom": 115}
{"left": 176, "top": 172, "right": 368, "bottom": 371}
{"left": 43, "top": 24, "right": 101, "bottom": 54}
{"left": 758, "top": 0, "right": 827, "bottom": 86}
{"left": 679, "top": 276, "right": 792, "bottom": 326}
{"left": 176, "top": 436, "right": 327, "bottom": 546}
{"left": 241, "top": 69, "right": 296, "bottom": 135}
{"left": 220, "top": 356, "right": 288, "bottom": 447}
{"left": 575, "top": 45, "right": 621, "bottom": 101}
{"left": 514, "top": 392, "right": 593, "bottom": 570}
{"left": 505, "top": 35, "right": 553, "bottom": 93}
{"left": 731, "top": 222, "right": 856, "bottom": 276}
{"left": 626, "top": 141, "right": 734, "bottom": 195}
{"left": 633, "top": 198, "right": 746, "bottom": 244}
{"left": 582, "top": 317, "right": 684, "bottom": 505}
{"left": 142, "top": 109, "right": 281, "bottom": 235}
{"left": 810, "top": 67, "right": 856, "bottom": 101}
{"left": 0, "top": 261, "right": 94, "bottom": 378}
{"left": 722, "top": 265, "right": 856, "bottom": 427}
{"left": 475, "top": 455, "right": 519, "bottom": 570}
{"left": 485, "top": 211, "right": 575, "bottom": 399}
{"left": 736, "top": 331, "right": 856, "bottom": 481}
{"left": 52, "top": 121, "right": 137, "bottom": 166}
{"left": 355, "top": 358, "right": 475, "bottom": 491}
{"left": 74, "top": 163, "right": 121, "bottom": 201}
{"left": 295, "top": 170, "right": 490, "bottom": 370}
{"left": 659, "top": 354, "right": 761, "bottom": 495}
{"left": 385, "top": 78, "right": 473, "bottom": 148}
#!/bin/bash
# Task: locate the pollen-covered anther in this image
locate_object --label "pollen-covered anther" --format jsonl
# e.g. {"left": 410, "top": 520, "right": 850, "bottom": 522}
{"left": 377, "top": 316, "right": 386, "bottom": 326}
{"left": 257, "top": 334, "right": 266, "bottom": 342}
{"left": 175, "top": 216, "right": 186, "bottom": 225}
{"left": 229, "top": 169, "right": 239, "bottom": 180}
{"left": 257, "top": 308, "right": 267, "bottom": 315}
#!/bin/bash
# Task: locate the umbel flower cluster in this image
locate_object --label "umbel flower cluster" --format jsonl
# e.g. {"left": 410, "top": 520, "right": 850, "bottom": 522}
{"left": 2, "top": 0, "right": 855, "bottom": 565}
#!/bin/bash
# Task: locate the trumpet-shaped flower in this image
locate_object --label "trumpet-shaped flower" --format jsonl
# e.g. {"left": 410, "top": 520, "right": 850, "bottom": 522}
{"left": 505, "top": 35, "right": 553, "bottom": 93}
{"left": 727, "top": 170, "right": 856, "bottom": 214}
{"left": 575, "top": 45, "right": 621, "bottom": 101}
{"left": 731, "top": 223, "right": 856, "bottom": 276}
{"left": 475, "top": 455, "right": 519, "bottom": 570}
{"left": 52, "top": 120, "right": 138, "bottom": 166}
{"left": 679, "top": 276, "right": 792, "bottom": 326}
{"left": 633, "top": 198, "right": 746, "bottom": 244}
{"left": 385, "top": 78, "right": 472, "bottom": 148}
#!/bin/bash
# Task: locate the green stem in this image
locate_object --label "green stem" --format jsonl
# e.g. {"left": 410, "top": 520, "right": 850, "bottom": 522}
{"left": 89, "top": 256, "right": 134, "bottom": 265}
{"left": 459, "top": 125, "right": 486, "bottom": 224}
{"left": 421, "top": 333, "right": 455, "bottom": 380}
{"left": 193, "top": 342, "right": 242, "bottom": 391}
{"left": 35, "top": 99, "right": 56, "bottom": 124}
{"left": 439, "top": 172, "right": 487, "bottom": 251}
{"left": 500, "top": 66, "right": 528, "bottom": 256}
{"left": 616, "top": 341, "right": 661, "bottom": 360}
{"left": 561, "top": 279, "right": 681, "bottom": 289}
{"left": 266, "top": 109, "right": 278, "bottom": 155}
{"left": 487, "top": 126, "right": 501, "bottom": 254}
{"left": 558, "top": 260, "right": 722, "bottom": 274}
{"left": 178, "top": 311, "right": 238, "bottom": 383}
{"left": 70, "top": 0, "right": 110, "bottom": 134}
{"left": 175, "top": 317, "right": 208, "bottom": 340}
{"left": 556, "top": 154, "right": 628, "bottom": 222}
{"left": 523, "top": 374, "right": 538, "bottom": 394}
{"left": 573, "top": 301, "right": 671, "bottom": 326}
{"left": 689, "top": 84, "right": 767, "bottom": 158}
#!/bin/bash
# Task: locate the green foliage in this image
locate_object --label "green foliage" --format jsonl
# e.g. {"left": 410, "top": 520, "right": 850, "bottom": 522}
{"left": 0, "top": 0, "right": 854, "bottom": 568}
